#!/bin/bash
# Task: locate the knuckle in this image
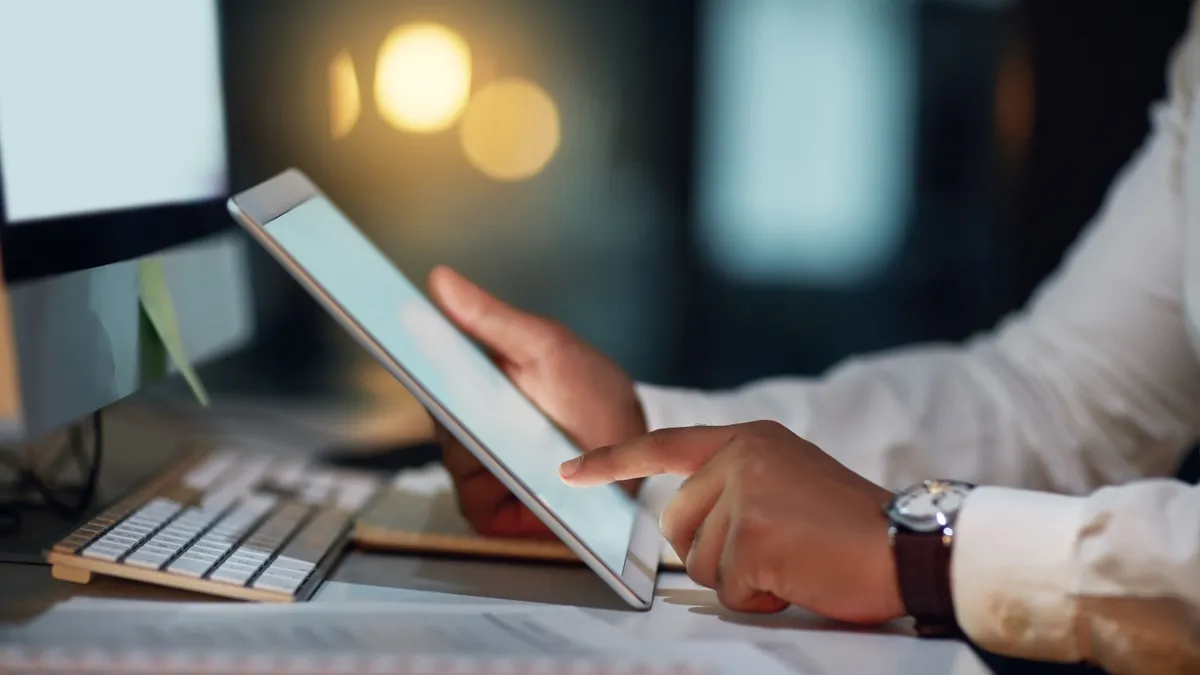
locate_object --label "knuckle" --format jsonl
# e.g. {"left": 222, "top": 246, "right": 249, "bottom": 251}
{"left": 722, "top": 531, "right": 757, "bottom": 586}
{"left": 740, "top": 455, "right": 774, "bottom": 482}
{"left": 646, "top": 427, "right": 674, "bottom": 446}
{"left": 727, "top": 453, "right": 772, "bottom": 493}
{"left": 724, "top": 435, "right": 754, "bottom": 463}
{"left": 747, "top": 419, "right": 787, "bottom": 438}
{"left": 727, "top": 519, "right": 779, "bottom": 589}
{"left": 658, "top": 503, "right": 687, "bottom": 547}
{"left": 734, "top": 506, "right": 774, "bottom": 544}
{"left": 643, "top": 430, "right": 677, "bottom": 467}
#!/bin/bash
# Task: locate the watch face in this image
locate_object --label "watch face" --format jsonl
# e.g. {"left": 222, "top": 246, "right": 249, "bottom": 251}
{"left": 888, "top": 479, "right": 974, "bottom": 532}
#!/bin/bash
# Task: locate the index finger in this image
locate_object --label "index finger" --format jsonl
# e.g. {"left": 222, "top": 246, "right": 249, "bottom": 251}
{"left": 559, "top": 425, "right": 738, "bottom": 487}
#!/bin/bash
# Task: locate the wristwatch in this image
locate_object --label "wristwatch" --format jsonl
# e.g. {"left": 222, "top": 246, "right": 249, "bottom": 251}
{"left": 884, "top": 479, "right": 976, "bottom": 638}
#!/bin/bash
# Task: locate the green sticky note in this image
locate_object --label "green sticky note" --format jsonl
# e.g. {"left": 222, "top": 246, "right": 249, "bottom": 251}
{"left": 138, "top": 303, "right": 167, "bottom": 387}
{"left": 137, "top": 258, "right": 210, "bottom": 406}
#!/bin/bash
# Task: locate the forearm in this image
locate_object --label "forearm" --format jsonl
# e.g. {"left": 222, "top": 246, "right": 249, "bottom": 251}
{"left": 953, "top": 481, "right": 1200, "bottom": 673}
{"left": 638, "top": 73, "right": 1200, "bottom": 494}
{"left": 638, "top": 331, "right": 1195, "bottom": 493}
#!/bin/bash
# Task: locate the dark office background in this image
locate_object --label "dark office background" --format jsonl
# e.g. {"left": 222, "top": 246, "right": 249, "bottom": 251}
{"left": 218, "top": 0, "right": 1193, "bottom": 409}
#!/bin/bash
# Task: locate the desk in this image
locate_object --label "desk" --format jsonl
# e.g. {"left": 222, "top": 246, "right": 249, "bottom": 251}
{"left": 0, "top": 393, "right": 994, "bottom": 675}
{"left": 0, "top": 553, "right": 990, "bottom": 675}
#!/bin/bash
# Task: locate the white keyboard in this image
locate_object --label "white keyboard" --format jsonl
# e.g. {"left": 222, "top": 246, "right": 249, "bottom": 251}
{"left": 46, "top": 448, "right": 383, "bottom": 602}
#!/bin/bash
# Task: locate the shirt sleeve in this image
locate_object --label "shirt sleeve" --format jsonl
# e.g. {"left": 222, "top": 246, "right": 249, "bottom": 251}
{"left": 635, "top": 15, "right": 1200, "bottom": 499}
{"left": 953, "top": 482, "right": 1200, "bottom": 672}
{"left": 635, "top": 6, "right": 1200, "bottom": 671}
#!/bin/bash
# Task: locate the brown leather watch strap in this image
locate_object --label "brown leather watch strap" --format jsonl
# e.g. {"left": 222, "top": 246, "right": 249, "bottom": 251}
{"left": 891, "top": 527, "right": 962, "bottom": 638}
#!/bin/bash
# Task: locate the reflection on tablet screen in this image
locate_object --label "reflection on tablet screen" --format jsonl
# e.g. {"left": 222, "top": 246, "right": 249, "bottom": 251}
{"left": 266, "top": 196, "right": 638, "bottom": 572}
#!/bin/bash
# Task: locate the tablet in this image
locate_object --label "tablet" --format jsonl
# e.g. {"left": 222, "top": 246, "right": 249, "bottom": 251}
{"left": 227, "top": 169, "right": 659, "bottom": 609}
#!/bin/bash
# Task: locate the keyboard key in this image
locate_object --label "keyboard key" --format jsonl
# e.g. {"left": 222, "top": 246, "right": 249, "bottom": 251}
{"left": 258, "top": 563, "right": 308, "bottom": 581}
{"left": 269, "top": 557, "right": 316, "bottom": 574}
{"left": 98, "top": 532, "right": 142, "bottom": 548}
{"left": 161, "top": 525, "right": 200, "bottom": 538}
{"left": 136, "top": 541, "right": 181, "bottom": 557}
{"left": 201, "top": 458, "right": 273, "bottom": 508}
{"left": 196, "top": 534, "right": 236, "bottom": 548}
{"left": 251, "top": 570, "right": 305, "bottom": 593}
{"left": 80, "top": 542, "right": 127, "bottom": 561}
{"left": 151, "top": 533, "right": 191, "bottom": 547}
{"left": 167, "top": 555, "right": 217, "bottom": 578}
{"left": 188, "top": 543, "right": 230, "bottom": 558}
{"left": 183, "top": 452, "right": 237, "bottom": 489}
{"left": 86, "top": 535, "right": 135, "bottom": 556}
{"left": 233, "top": 546, "right": 271, "bottom": 560}
{"left": 267, "top": 460, "right": 306, "bottom": 489}
{"left": 124, "top": 550, "right": 172, "bottom": 570}
{"left": 208, "top": 561, "right": 260, "bottom": 585}
{"left": 226, "top": 552, "right": 269, "bottom": 569}
{"left": 49, "top": 451, "right": 385, "bottom": 603}
{"left": 140, "top": 497, "right": 183, "bottom": 518}
{"left": 181, "top": 549, "right": 221, "bottom": 564}
{"left": 114, "top": 521, "right": 155, "bottom": 535}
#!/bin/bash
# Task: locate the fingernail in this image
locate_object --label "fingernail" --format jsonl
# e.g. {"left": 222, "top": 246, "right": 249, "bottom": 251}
{"left": 559, "top": 456, "right": 583, "bottom": 478}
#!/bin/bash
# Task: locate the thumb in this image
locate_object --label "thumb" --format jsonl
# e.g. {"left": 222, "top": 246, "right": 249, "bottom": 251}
{"left": 427, "top": 265, "right": 559, "bottom": 366}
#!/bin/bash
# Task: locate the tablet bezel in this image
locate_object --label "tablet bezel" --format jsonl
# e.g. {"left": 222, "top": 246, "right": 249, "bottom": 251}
{"left": 227, "top": 168, "right": 660, "bottom": 609}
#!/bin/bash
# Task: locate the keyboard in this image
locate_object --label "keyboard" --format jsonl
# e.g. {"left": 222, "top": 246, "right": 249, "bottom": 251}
{"left": 45, "top": 448, "right": 383, "bottom": 602}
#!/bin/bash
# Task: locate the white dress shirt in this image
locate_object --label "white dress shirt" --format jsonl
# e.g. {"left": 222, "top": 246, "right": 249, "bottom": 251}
{"left": 635, "top": 5, "right": 1200, "bottom": 673}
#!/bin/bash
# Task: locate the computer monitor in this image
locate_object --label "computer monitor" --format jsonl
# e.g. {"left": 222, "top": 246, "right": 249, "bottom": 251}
{"left": 0, "top": 0, "right": 253, "bottom": 442}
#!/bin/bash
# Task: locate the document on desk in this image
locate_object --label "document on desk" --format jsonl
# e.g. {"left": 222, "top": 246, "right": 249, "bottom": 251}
{"left": 354, "top": 464, "right": 687, "bottom": 569}
{"left": 0, "top": 602, "right": 801, "bottom": 674}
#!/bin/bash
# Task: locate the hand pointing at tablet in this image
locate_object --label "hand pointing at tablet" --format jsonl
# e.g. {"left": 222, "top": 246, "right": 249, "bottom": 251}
{"left": 559, "top": 421, "right": 905, "bottom": 624}
{"left": 427, "top": 266, "right": 648, "bottom": 537}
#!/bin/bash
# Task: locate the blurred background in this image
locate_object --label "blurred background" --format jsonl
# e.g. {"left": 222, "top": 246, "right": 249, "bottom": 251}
{"left": 213, "top": 0, "right": 1193, "bottom": 408}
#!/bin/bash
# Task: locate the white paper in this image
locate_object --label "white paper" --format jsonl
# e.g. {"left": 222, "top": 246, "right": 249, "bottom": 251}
{"left": 374, "top": 464, "right": 685, "bottom": 567}
{"left": 0, "top": 602, "right": 800, "bottom": 674}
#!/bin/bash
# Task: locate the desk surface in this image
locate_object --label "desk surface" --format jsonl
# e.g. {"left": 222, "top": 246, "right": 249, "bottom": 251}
{"left": 0, "top": 392, "right": 994, "bottom": 675}
{"left": 0, "top": 552, "right": 990, "bottom": 675}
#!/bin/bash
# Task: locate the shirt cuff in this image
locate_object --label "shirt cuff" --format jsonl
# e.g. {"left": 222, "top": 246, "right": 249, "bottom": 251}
{"left": 951, "top": 486, "right": 1085, "bottom": 662}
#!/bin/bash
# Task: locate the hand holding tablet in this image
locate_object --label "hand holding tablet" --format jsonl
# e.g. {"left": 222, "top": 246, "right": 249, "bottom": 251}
{"left": 425, "top": 265, "right": 650, "bottom": 538}
{"left": 228, "top": 169, "right": 661, "bottom": 609}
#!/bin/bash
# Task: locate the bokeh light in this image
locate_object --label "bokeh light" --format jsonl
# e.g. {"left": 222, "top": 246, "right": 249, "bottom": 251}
{"left": 374, "top": 23, "right": 472, "bottom": 133}
{"left": 458, "top": 78, "right": 561, "bottom": 182}
{"left": 329, "top": 49, "right": 360, "bottom": 140}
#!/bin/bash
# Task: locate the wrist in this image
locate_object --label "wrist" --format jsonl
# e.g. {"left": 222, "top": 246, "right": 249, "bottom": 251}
{"left": 885, "top": 480, "right": 975, "bottom": 638}
{"left": 874, "top": 511, "right": 908, "bottom": 622}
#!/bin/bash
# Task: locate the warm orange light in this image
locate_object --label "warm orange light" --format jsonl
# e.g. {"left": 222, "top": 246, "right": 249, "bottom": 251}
{"left": 459, "top": 78, "right": 561, "bottom": 182}
{"left": 329, "top": 49, "right": 361, "bottom": 140}
{"left": 374, "top": 23, "right": 471, "bottom": 133}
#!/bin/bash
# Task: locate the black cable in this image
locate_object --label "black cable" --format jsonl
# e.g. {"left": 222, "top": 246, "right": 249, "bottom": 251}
{"left": 0, "top": 411, "right": 104, "bottom": 537}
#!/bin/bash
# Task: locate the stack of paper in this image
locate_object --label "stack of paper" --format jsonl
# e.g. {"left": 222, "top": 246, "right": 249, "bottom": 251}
{"left": 0, "top": 600, "right": 801, "bottom": 674}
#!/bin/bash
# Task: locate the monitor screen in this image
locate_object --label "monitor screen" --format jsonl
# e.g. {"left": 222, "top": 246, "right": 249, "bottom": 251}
{"left": 0, "top": 0, "right": 227, "bottom": 224}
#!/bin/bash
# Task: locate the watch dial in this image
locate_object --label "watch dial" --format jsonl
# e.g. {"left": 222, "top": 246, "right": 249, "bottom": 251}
{"left": 892, "top": 480, "right": 973, "bottom": 528}
{"left": 896, "top": 490, "right": 940, "bottom": 519}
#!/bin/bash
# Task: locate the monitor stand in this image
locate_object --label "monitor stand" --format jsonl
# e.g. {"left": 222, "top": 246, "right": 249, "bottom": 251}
{"left": 0, "top": 409, "right": 182, "bottom": 565}
{"left": 0, "top": 342, "right": 437, "bottom": 564}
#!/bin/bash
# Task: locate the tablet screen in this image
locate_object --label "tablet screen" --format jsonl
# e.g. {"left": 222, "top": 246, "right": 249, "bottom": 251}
{"left": 264, "top": 196, "right": 639, "bottom": 573}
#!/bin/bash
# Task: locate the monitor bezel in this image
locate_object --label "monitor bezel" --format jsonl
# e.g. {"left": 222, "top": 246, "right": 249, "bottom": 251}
{"left": 0, "top": 4, "right": 235, "bottom": 283}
